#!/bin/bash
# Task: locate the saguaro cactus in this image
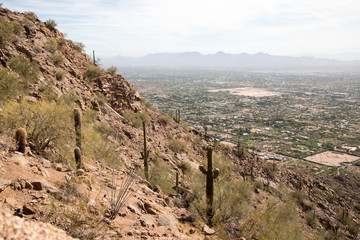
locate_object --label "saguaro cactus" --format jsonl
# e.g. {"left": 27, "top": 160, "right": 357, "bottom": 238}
{"left": 175, "top": 171, "right": 179, "bottom": 187}
{"left": 74, "top": 147, "right": 82, "bottom": 169}
{"left": 199, "top": 146, "right": 220, "bottom": 226}
{"left": 15, "top": 128, "right": 27, "bottom": 153}
{"left": 140, "top": 121, "right": 150, "bottom": 181}
{"left": 74, "top": 108, "right": 82, "bottom": 149}
{"left": 174, "top": 109, "right": 181, "bottom": 123}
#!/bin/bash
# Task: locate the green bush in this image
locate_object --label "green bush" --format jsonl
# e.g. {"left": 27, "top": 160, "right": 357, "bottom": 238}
{"left": 24, "top": 11, "right": 37, "bottom": 21}
{"left": 82, "top": 120, "right": 121, "bottom": 167}
{"left": 169, "top": 139, "right": 188, "bottom": 152}
{"left": 122, "top": 109, "right": 149, "bottom": 128}
{"left": 159, "top": 113, "right": 171, "bottom": 125}
{"left": 305, "top": 210, "right": 318, "bottom": 227}
{"left": 45, "top": 19, "right": 57, "bottom": 30}
{"left": 85, "top": 65, "right": 102, "bottom": 80}
{"left": 53, "top": 68, "right": 65, "bottom": 80}
{"left": 50, "top": 53, "right": 64, "bottom": 66}
{"left": 8, "top": 55, "right": 39, "bottom": 83}
{"left": 56, "top": 38, "right": 66, "bottom": 50}
{"left": 106, "top": 66, "right": 117, "bottom": 74}
{"left": 1, "top": 100, "right": 73, "bottom": 152}
{"left": 44, "top": 39, "right": 57, "bottom": 53}
{"left": 0, "top": 68, "right": 23, "bottom": 101}
{"left": 241, "top": 201, "right": 303, "bottom": 240}
{"left": 0, "top": 18, "right": 22, "bottom": 46}
{"left": 73, "top": 41, "right": 85, "bottom": 52}
{"left": 147, "top": 159, "right": 174, "bottom": 195}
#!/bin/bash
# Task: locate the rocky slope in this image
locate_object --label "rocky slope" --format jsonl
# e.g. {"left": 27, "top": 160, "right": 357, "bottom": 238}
{"left": 0, "top": 6, "right": 360, "bottom": 240}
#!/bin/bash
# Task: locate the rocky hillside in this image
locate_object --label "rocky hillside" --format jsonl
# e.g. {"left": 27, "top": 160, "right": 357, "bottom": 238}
{"left": 0, "top": 6, "right": 360, "bottom": 240}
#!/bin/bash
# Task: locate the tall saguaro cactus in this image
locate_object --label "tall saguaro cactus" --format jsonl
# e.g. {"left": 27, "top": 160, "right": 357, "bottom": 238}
{"left": 74, "top": 108, "right": 82, "bottom": 150}
{"left": 140, "top": 121, "right": 150, "bottom": 181}
{"left": 199, "top": 146, "right": 220, "bottom": 226}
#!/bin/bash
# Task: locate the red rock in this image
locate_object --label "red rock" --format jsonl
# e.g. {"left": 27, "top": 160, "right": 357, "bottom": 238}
{"left": 23, "top": 204, "right": 36, "bottom": 215}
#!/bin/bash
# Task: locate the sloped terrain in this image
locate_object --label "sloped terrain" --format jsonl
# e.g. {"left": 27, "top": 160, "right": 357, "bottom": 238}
{"left": 0, "top": 6, "right": 360, "bottom": 240}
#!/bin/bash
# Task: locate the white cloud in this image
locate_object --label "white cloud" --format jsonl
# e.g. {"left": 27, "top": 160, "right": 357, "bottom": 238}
{"left": 2, "top": 0, "right": 360, "bottom": 58}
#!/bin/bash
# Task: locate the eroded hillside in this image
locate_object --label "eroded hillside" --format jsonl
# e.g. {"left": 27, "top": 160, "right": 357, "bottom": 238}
{"left": 0, "top": 6, "right": 359, "bottom": 240}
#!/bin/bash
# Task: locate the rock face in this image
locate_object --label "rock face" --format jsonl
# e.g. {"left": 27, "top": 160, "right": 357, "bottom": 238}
{"left": 0, "top": 210, "right": 76, "bottom": 240}
{"left": 0, "top": 7, "right": 142, "bottom": 114}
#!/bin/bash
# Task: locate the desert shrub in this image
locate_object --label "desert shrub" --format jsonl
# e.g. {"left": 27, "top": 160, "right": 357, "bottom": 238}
{"left": 0, "top": 68, "right": 23, "bottom": 101}
{"left": 56, "top": 38, "right": 66, "bottom": 50}
{"left": 169, "top": 139, "right": 187, "bottom": 152}
{"left": 8, "top": 55, "right": 39, "bottom": 83}
{"left": 193, "top": 136, "right": 203, "bottom": 144}
{"left": 85, "top": 65, "right": 102, "bottom": 80}
{"left": 24, "top": 11, "right": 37, "bottom": 21}
{"left": 50, "top": 53, "right": 64, "bottom": 66}
{"left": 95, "top": 92, "right": 107, "bottom": 103}
{"left": 45, "top": 18, "right": 57, "bottom": 30}
{"left": 106, "top": 66, "right": 117, "bottom": 74}
{"left": 38, "top": 82, "right": 57, "bottom": 101}
{"left": 305, "top": 210, "right": 318, "bottom": 227}
{"left": 53, "top": 68, "right": 65, "bottom": 80}
{"left": 44, "top": 39, "right": 57, "bottom": 53}
{"left": 73, "top": 41, "right": 85, "bottom": 52}
{"left": 148, "top": 159, "right": 174, "bottom": 195}
{"left": 93, "top": 122, "right": 115, "bottom": 137}
{"left": 82, "top": 122, "right": 121, "bottom": 167}
{"left": 159, "top": 113, "right": 171, "bottom": 125}
{"left": 122, "top": 109, "right": 149, "bottom": 128}
{"left": 0, "top": 18, "right": 22, "bottom": 46}
{"left": 263, "top": 161, "right": 278, "bottom": 180}
{"left": 241, "top": 201, "right": 303, "bottom": 240}
{"left": 44, "top": 178, "right": 105, "bottom": 239}
{"left": 1, "top": 100, "right": 73, "bottom": 153}
{"left": 336, "top": 208, "right": 359, "bottom": 236}
{"left": 291, "top": 189, "right": 304, "bottom": 205}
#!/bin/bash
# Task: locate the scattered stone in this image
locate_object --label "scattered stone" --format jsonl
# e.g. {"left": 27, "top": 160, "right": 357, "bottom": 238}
{"left": 40, "top": 158, "right": 52, "bottom": 168}
{"left": 203, "top": 224, "right": 215, "bottom": 235}
{"left": 13, "top": 181, "right": 22, "bottom": 190}
{"left": 188, "top": 228, "right": 195, "bottom": 234}
{"left": 76, "top": 169, "right": 85, "bottom": 176}
{"left": 31, "top": 181, "right": 58, "bottom": 193}
{"left": 140, "top": 218, "right": 149, "bottom": 227}
{"left": 22, "top": 205, "right": 36, "bottom": 215}
{"left": 54, "top": 163, "right": 63, "bottom": 172}
{"left": 143, "top": 201, "right": 158, "bottom": 215}
{"left": 5, "top": 198, "right": 20, "bottom": 209}
{"left": 127, "top": 204, "right": 142, "bottom": 215}
{"left": 38, "top": 166, "right": 50, "bottom": 178}
{"left": 0, "top": 179, "right": 11, "bottom": 193}
{"left": 25, "top": 181, "right": 33, "bottom": 189}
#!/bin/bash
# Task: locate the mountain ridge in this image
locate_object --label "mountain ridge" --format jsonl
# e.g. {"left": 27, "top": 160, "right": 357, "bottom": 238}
{"left": 103, "top": 51, "right": 360, "bottom": 70}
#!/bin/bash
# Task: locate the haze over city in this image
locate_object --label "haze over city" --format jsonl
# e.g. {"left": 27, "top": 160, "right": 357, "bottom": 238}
{"left": 2, "top": 0, "right": 360, "bottom": 60}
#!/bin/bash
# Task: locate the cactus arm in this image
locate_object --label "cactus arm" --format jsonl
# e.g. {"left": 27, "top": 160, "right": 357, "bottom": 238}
{"left": 213, "top": 168, "right": 220, "bottom": 179}
{"left": 199, "top": 165, "right": 207, "bottom": 175}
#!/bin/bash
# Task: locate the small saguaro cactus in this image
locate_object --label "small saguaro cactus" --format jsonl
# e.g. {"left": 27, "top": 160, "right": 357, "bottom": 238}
{"left": 175, "top": 171, "right": 179, "bottom": 188}
{"left": 74, "top": 147, "right": 82, "bottom": 169}
{"left": 74, "top": 108, "right": 82, "bottom": 149}
{"left": 199, "top": 146, "right": 220, "bottom": 226}
{"left": 140, "top": 121, "right": 151, "bottom": 181}
{"left": 15, "top": 128, "right": 27, "bottom": 153}
{"left": 174, "top": 109, "right": 181, "bottom": 123}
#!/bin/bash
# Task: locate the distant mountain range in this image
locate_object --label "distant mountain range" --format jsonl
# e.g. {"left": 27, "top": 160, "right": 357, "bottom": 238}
{"left": 102, "top": 51, "right": 360, "bottom": 70}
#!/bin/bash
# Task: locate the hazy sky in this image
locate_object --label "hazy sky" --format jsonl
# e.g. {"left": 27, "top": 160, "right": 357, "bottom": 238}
{"left": 2, "top": 0, "right": 360, "bottom": 59}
